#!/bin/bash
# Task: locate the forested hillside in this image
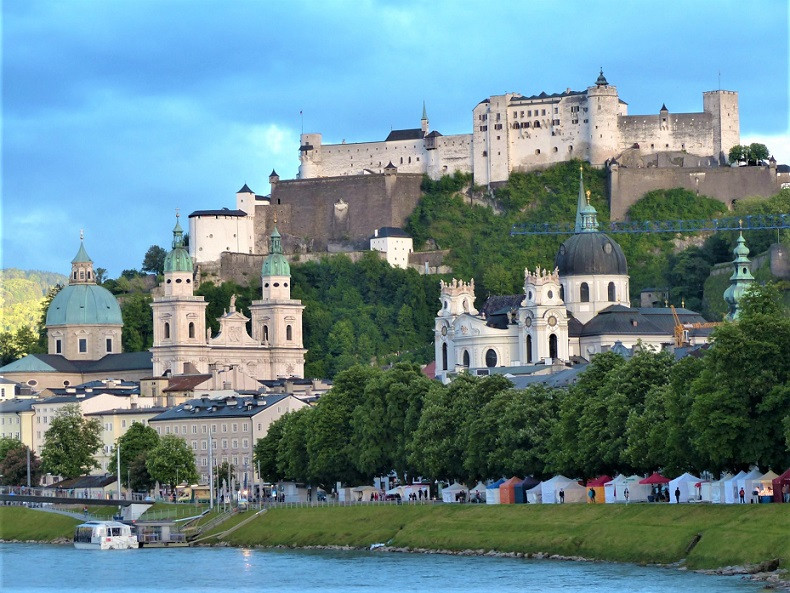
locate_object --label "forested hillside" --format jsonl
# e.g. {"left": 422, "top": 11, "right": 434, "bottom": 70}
{"left": 407, "top": 161, "right": 790, "bottom": 317}
{"left": 0, "top": 269, "right": 67, "bottom": 333}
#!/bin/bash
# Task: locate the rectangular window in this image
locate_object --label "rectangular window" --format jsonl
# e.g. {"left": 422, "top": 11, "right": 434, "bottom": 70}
{"left": 201, "top": 458, "right": 207, "bottom": 467}
{"left": 231, "top": 439, "right": 238, "bottom": 449}
{"left": 56, "top": 340, "right": 62, "bottom": 354}
{"left": 201, "top": 425, "right": 207, "bottom": 433}
{"left": 242, "top": 439, "right": 249, "bottom": 448}
{"left": 242, "top": 423, "right": 249, "bottom": 432}
{"left": 182, "top": 425, "right": 187, "bottom": 435}
{"left": 192, "top": 441, "right": 197, "bottom": 450}
{"left": 192, "top": 426, "right": 197, "bottom": 434}
{"left": 232, "top": 423, "right": 238, "bottom": 433}
{"left": 106, "top": 338, "right": 112, "bottom": 353}
{"left": 201, "top": 441, "right": 207, "bottom": 450}
{"left": 211, "top": 424, "right": 217, "bottom": 433}
{"left": 222, "top": 439, "right": 228, "bottom": 449}
{"left": 122, "top": 420, "right": 127, "bottom": 428}
{"left": 166, "top": 426, "right": 170, "bottom": 434}
{"left": 173, "top": 426, "right": 179, "bottom": 434}
{"left": 222, "top": 424, "right": 228, "bottom": 433}
{"left": 79, "top": 338, "right": 87, "bottom": 353}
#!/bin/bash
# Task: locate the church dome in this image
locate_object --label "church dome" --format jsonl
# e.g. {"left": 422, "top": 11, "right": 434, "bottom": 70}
{"left": 555, "top": 232, "right": 628, "bottom": 276}
{"left": 46, "top": 284, "right": 123, "bottom": 326}
{"left": 164, "top": 218, "right": 193, "bottom": 273}
{"left": 262, "top": 226, "right": 290, "bottom": 277}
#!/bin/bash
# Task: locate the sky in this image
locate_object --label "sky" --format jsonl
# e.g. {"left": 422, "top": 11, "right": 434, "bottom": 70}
{"left": 2, "top": 0, "right": 789, "bottom": 277}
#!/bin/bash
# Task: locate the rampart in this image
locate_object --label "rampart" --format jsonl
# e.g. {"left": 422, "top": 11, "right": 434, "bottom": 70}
{"left": 264, "top": 172, "right": 424, "bottom": 251}
{"left": 609, "top": 165, "right": 781, "bottom": 219}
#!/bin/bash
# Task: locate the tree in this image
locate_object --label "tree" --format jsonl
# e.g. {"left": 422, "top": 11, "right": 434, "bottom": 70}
{"left": 728, "top": 144, "right": 745, "bottom": 164}
{"left": 37, "top": 284, "right": 63, "bottom": 349}
{"left": 142, "top": 245, "right": 167, "bottom": 276}
{"left": 748, "top": 143, "right": 769, "bottom": 165}
{"left": 0, "top": 444, "right": 42, "bottom": 486}
{"left": 41, "top": 404, "right": 102, "bottom": 478}
{"left": 146, "top": 435, "right": 199, "bottom": 490}
{"left": 117, "top": 423, "right": 159, "bottom": 486}
{"left": 0, "top": 437, "right": 24, "bottom": 462}
{"left": 121, "top": 293, "right": 154, "bottom": 352}
{"left": 254, "top": 416, "right": 287, "bottom": 482}
{"left": 215, "top": 461, "right": 237, "bottom": 491}
{"left": 129, "top": 452, "right": 155, "bottom": 492}
{"left": 94, "top": 267, "right": 108, "bottom": 285}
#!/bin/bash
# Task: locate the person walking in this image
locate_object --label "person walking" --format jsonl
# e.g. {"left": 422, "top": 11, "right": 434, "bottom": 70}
{"left": 674, "top": 487, "right": 681, "bottom": 503}
{"left": 559, "top": 488, "right": 565, "bottom": 503}
{"left": 739, "top": 487, "right": 745, "bottom": 503}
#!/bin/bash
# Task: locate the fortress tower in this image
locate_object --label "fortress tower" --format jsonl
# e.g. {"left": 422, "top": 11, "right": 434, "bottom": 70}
{"left": 703, "top": 90, "right": 740, "bottom": 164}
{"left": 585, "top": 69, "right": 622, "bottom": 166}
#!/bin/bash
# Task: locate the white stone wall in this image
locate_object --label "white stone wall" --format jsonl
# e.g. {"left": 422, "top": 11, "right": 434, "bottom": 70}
{"left": 189, "top": 215, "right": 254, "bottom": 264}
{"left": 48, "top": 325, "right": 122, "bottom": 361}
{"left": 561, "top": 274, "right": 630, "bottom": 325}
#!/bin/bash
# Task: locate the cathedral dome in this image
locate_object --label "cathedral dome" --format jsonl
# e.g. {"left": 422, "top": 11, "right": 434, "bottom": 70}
{"left": 262, "top": 226, "right": 290, "bottom": 277}
{"left": 164, "top": 218, "right": 193, "bottom": 273}
{"left": 46, "top": 284, "right": 123, "bottom": 326}
{"left": 555, "top": 232, "right": 628, "bottom": 276}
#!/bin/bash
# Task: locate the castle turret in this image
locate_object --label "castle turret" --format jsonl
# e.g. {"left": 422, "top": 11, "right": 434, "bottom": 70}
{"left": 703, "top": 90, "right": 739, "bottom": 164}
{"left": 298, "top": 133, "right": 322, "bottom": 178}
{"left": 586, "top": 68, "right": 622, "bottom": 166}
{"left": 723, "top": 227, "right": 754, "bottom": 320}
{"left": 236, "top": 183, "right": 255, "bottom": 215}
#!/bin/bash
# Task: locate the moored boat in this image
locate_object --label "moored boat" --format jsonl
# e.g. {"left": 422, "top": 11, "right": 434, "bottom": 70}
{"left": 73, "top": 520, "right": 139, "bottom": 550}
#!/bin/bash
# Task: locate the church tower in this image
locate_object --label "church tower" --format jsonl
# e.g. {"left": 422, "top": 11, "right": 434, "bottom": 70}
{"left": 150, "top": 213, "right": 209, "bottom": 377}
{"left": 249, "top": 223, "right": 306, "bottom": 378}
{"left": 723, "top": 227, "right": 755, "bottom": 321}
{"left": 520, "top": 266, "right": 569, "bottom": 363}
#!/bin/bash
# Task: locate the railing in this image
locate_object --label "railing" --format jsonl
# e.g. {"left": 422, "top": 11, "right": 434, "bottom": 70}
{"left": 510, "top": 213, "right": 790, "bottom": 236}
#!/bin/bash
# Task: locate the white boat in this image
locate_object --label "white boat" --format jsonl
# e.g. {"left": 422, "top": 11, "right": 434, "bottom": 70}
{"left": 73, "top": 520, "right": 139, "bottom": 550}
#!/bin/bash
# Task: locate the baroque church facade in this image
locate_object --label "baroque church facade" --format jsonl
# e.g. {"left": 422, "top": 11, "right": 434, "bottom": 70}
{"left": 433, "top": 170, "right": 715, "bottom": 382}
{"left": 151, "top": 216, "right": 305, "bottom": 389}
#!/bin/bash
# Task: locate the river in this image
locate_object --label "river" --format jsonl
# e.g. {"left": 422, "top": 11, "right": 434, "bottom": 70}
{"left": 0, "top": 543, "right": 764, "bottom": 592}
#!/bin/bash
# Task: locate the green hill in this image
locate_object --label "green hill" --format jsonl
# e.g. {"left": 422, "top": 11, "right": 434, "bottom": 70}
{"left": 0, "top": 269, "right": 67, "bottom": 334}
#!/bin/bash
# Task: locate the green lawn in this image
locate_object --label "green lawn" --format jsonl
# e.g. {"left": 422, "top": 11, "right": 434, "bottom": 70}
{"left": 0, "top": 506, "right": 79, "bottom": 541}
{"left": 223, "top": 504, "right": 790, "bottom": 569}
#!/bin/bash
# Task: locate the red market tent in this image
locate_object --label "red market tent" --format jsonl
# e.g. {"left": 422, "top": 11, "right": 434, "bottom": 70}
{"left": 772, "top": 468, "right": 790, "bottom": 503}
{"left": 639, "top": 472, "right": 670, "bottom": 484}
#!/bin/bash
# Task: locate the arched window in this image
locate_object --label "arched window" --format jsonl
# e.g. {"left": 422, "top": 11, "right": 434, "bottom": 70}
{"left": 188, "top": 322, "right": 195, "bottom": 338}
{"left": 559, "top": 284, "right": 565, "bottom": 301}
{"left": 608, "top": 282, "right": 616, "bottom": 302}
{"left": 462, "top": 350, "right": 470, "bottom": 368}
{"left": 442, "top": 343, "right": 448, "bottom": 371}
{"left": 485, "top": 349, "right": 497, "bottom": 368}
{"left": 286, "top": 325, "right": 293, "bottom": 341}
{"left": 526, "top": 335, "right": 533, "bottom": 363}
{"left": 549, "top": 334, "right": 558, "bottom": 359}
{"left": 580, "top": 282, "right": 590, "bottom": 302}
{"left": 263, "top": 325, "right": 269, "bottom": 342}
{"left": 164, "top": 322, "right": 170, "bottom": 339}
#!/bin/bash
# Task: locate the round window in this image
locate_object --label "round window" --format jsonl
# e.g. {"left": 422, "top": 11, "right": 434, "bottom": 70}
{"left": 274, "top": 282, "right": 280, "bottom": 287}
{"left": 264, "top": 283, "right": 269, "bottom": 287}
{"left": 547, "top": 290, "right": 553, "bottom": 299}
{"left": 604, "top": 242, "right": 613, "bottom": 254}
{"left": 284, "top": 282, "right": 288, "bottom": 287}
{"left": 176, "top": 278, "right": 182, "bottom": 283}
{"left": 166, "top": 279, "right": 171, "bottom": 284}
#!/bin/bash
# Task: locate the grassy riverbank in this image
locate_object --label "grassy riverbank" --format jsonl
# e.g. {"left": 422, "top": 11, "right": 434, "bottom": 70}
{"left": 222, "top": 504, "right": 789, "bottom": 570}
{"left": 2, "top": 504, "right": 788, "bottom": 570}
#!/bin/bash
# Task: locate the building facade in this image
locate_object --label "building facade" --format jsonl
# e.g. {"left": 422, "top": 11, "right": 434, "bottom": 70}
{"left": 369, "top": 227, "right": 413, "bottom": 269}
{"left": 151, "top": 216, "right": 306, "bottom": 389}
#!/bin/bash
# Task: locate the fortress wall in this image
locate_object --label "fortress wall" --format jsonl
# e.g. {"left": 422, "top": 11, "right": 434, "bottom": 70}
{"left": 619, "top": 113, "right": 713, "bottom": 156}
{"left": 308, "top": 138, "right": 428, "bottom": 177}
{"left": 266, "top": 173, "right": 424, "bottom": 250}
{"left": 428, "top": 134, "right": 473, "bottom": 178}
{"left": 609, "top": 165, "right": 780, "bottom": 220}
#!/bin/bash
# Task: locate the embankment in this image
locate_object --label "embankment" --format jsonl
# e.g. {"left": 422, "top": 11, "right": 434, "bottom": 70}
{"left": 3, "top": 504, "right": 788, "bottom": 571}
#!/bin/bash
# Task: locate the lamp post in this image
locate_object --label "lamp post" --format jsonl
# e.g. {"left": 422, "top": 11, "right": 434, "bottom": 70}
{"left": 207, "top": 435, "right": 214, "bottom": 510}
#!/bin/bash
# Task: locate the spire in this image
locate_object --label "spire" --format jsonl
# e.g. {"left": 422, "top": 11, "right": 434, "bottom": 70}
{"left": 595, "top": 67, "right": 608, "bottom": 86}
{"left": 421, "top": 101, "right": 429, "bottom": 135}
{"left": 723, "top": 223, "right": 755, "bottom": 321}
{"left": 421, "top": 101, "right": 428, "bottom": 121}
{"left": 574, "top": 166, "right": 586, "bottom": 233}
{"left": 70, "top": 232, "right": 95, "bottom": 284}
{"left": 172, "top": 210, "right": 185, "bottom": 249}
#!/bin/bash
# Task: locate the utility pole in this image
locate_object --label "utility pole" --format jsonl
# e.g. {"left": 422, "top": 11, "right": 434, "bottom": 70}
{"left": 208, "top": 435, "right": 214, "bottom": 510}
{"left": 116, "top": 442, "right": 122, "bottom": 501}
{"left": 26, "top": 447, "right": 31, "bottom": 488}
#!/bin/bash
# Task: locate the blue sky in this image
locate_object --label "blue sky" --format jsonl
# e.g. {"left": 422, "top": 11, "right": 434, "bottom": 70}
{"left": 2, "top": 0, "right": 788, "bottom": 276}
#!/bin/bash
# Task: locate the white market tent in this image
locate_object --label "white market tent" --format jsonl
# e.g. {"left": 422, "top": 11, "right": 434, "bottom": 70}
{"left": 441, "top": 482, "right": 468, "bottom": 503}
{"left": 723, "top": 470, "right": 747, "bottom": 504}
{"left": 707, "top": 473, "right": 733, "bottom": 503}
{"left": 738, "top": 468, "right": 763, "bottom": 502}
{"left": 486, "top": 479, "right": 506, "bottom": 505}
{"left": 525, "top": 481, "right": 542, "bottom": 504}
{"left": 669, "top": 473, "right": 700, "bottom": 503}
{"left": 540, "top": 475, "right": 585, "bottom": 504}
{"left": 468, "top": 481, "right": 487, "bottom": 502}
{"left": 351, "top": 485, "right": 379, "bottom": 501}
{"left": 604, "top": 475, "right": 650, "bottom": 503}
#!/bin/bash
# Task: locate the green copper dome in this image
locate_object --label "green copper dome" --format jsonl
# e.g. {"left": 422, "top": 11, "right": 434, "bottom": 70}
{"left": 262, "top": 226, "right": 290, "bottom": 277}
{"left": 164, "top": 217, "right": 193, "bottom": 273}
{"left": 46, "top": 284, "right": 123, "bottom": 326}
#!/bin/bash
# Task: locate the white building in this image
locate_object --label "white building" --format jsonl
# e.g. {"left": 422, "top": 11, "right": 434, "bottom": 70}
{"left": 370, "top": 227, "right": 413, "bottom": 269}
{"left": 433, "top": 170, "right": 712, "bottom": 381}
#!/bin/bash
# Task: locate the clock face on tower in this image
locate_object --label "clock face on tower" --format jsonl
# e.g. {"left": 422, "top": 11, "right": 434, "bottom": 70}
{"left": 548, "top": 315, "right": 557, "bottom": 327}
{"left": 441, "top": 326, "right": 447, "bottom": 336}
{"left": 525, "top": 317, "right": 532, "bottom": 328}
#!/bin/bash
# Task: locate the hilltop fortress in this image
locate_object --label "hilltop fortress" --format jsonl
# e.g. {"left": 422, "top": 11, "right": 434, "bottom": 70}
{"left": 189, "top": 71, "right": 785, "bottom": 276}
{"left": 297, "top": 70, "right": 739, "bottom": 185}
